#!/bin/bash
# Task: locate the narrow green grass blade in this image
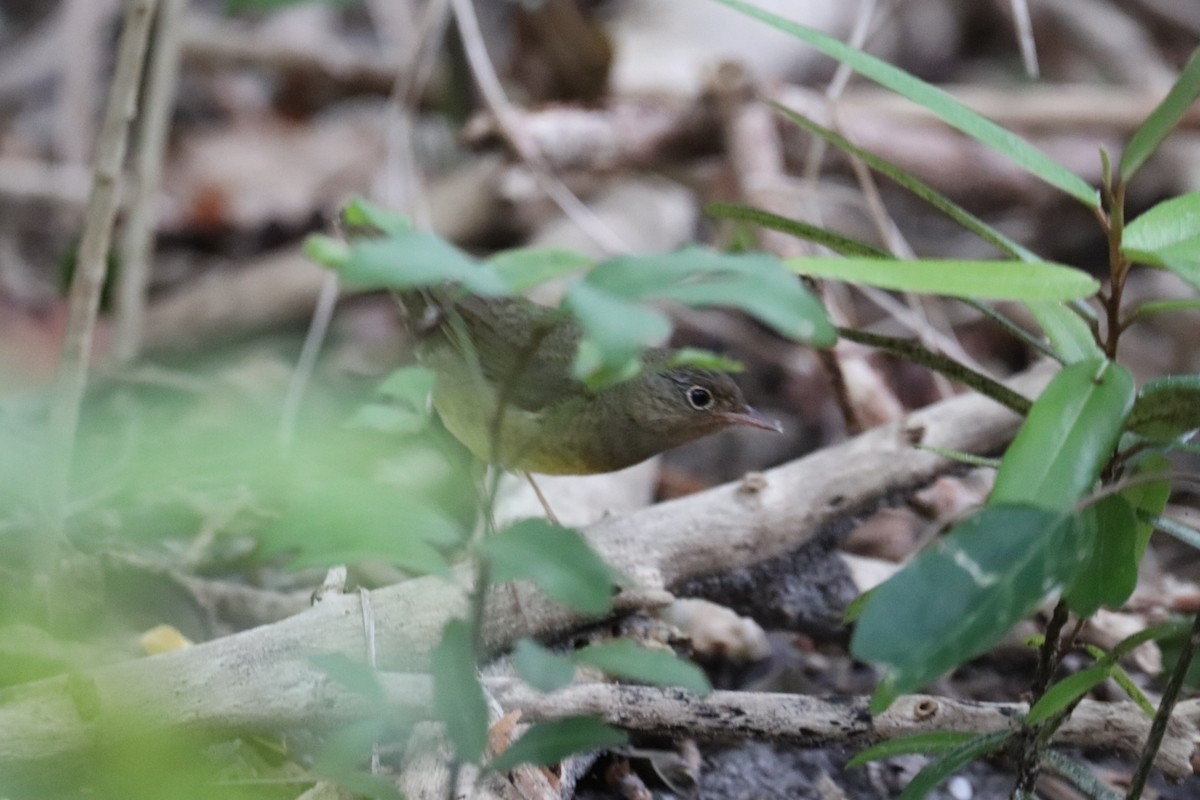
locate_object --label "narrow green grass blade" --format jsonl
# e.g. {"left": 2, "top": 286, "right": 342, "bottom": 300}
{"left": 488, "top": 717, "right": 628, "bottom": 772}
{"left": 707, "top": 202, "right": 891, "bottom": 257}
{"left": 715, "top": 0, "right": 1099, "bottom": 207}
{"left": 1039, "top": 751, "right": 1123, "bottom": 800}
{"left": 1130, "top": 298, "right": 1200, "bottom": 322}
{"left": 914, "top": 445, "right": 1002, "bottom": 469}
{"left": 837, "top": 326, "right": 1031, "bottom": 414}
{"left": 846, "top": 732, "right": 975, "bottom": 769}
{"left": 897, "top": 730, "right": 1014, "bottom": 800}
{"left": 1153, "top": 514, "right": 1200, "bottom": 550}
{"left": 1107, "top": 663, "right": 1157, "bottom": 717}
{"left": 967, "top": 300, "right": 1065, "bottom": 363}
{"left": 788, "top": 257, "right": 1099, "bottom": 301}
{"left": 1120, "top": 47, "right": 1200, "bottom": 182}
{"left": 770, "top": 103, "right": 1040, "bottom": 261}
{"left": 1026, "top": 664, "right": 1112, "bottom": 724}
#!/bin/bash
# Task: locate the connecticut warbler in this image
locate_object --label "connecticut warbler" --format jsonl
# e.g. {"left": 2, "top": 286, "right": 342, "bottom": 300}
{"left": 409, "top": 291, "right": 781, "bottom": 475}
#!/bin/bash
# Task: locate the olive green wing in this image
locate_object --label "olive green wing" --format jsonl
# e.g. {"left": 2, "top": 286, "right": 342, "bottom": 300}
{"left": 427, "top": 293, "right": 584, "bottom": 413}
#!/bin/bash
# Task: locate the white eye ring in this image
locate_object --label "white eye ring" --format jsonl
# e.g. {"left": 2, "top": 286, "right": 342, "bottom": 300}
{"left": 686, "top": 385, "right": 713, "bottom": 409}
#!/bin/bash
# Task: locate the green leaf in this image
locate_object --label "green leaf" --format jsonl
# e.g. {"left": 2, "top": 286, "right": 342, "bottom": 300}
{"left": 309, "top": 654, "right": 385, "bottom": 706}
{"left": 511, "top": 639, "right": 576, "bottom": 693}
{"left": 572, "top": 339, "right": 644, "bottom": 391}
{"left": 488, "top": 716, "right": 628, "bottom": 772}
{"left": 345, "top": 404, "right": 429, "bottom": 435}
{"left": 661, "top": 277, "right": 833, "bottom": 344}
{"left": 313, "top": 719, "right": 398, "bottom": 795}
{"left": 786, "top": 257, "right": 1099, "bottom": 302}
{"left": 1026, "top": 664, "right": 1112, "bottom": 725}
{"left": 1025, "top": 300, "right": 1103, "bottom": 363}
{"left": 666, "top": 348, "right": 744, "bottom": 373}
{"left": 770, "top": 103, "right": 1040, "bottom": 262}
{"left": 896, "top": 730, "right": 1014, "bottom": 800}
{"left": 1127, "top": 375, "right": 1200, "bottom": 441}
{"left": 564, "top": 282, "right": 672, "bottom": 386}
{"left": 304, "top": 234, "right": 352, "bottom": 269}
{"left": 575, "top": 640, "right": 712, "bottom": 696}
{"left": 340, "top": 231, "right": 509, "bottom": 296}
{"left": 432, "top": 619, "right": 488, "bottom": 764}
{"left": 481, "top": 519, "right": 621, "bottom": 615}
{"left": 1091, "top": 624, "right": 1172, "bottom": 716}
{"left": 339, "top": 196, "right": 413, "bottom": 237}
{"left": 713, "top": 0, "right": 1099, "bottom": 207}
{"left": 869, "top": 674, "right": 901, "bottom": 715}
{"left": 267, "top": 477, "right": 455, "bottom": 574}
{"left": 1123, "top": 191, "right": 1200, "bottom": 292}
{"left": 1157, "top": 618, "right": 1200, "bottom": 690}
{"left": 990, "top": 359, "right": 1134, "bottom": 511}
{"left": 320, "top": 769, "right": 407, "bottom": 800}
{"left": 706, "top": 202, "right": 891, "bottom": 257}
{"left": 376, "top": 366, "right": 436, "bottom": 406}
{"left": 845, "top": 732, "right": 975, "bottom": 769}
{"left": 1120, "top": 48, "right": 1200, "bottom": 181}
{"left": 587, "top": 248, "right": 835, "bottom": 346}
{"left": 584, "top": 247, "right": 741, "bottom": 295}
{"left": 842, "top": 589, "right": 871, "bottom": 624}
{"left": 1123, "top": 456, "right": 1172, "bottom": 557}
{"left": 1106, "top": 662, "right": 1157, "bottom": 717}
{"left": 1128, "top": 298, "right": 1200, "bottom": 321}
{"left": 1110, "top": 620, "right": 1190, "bottom": 661}
{"left": 852, "top": 505, "right": 1089, "bottom": 705}
{"left": 489, "top": 247, "right": 593, "bottom": 292}
{"left": 1065, "top": 495, "right": 1140, "bottom": 617}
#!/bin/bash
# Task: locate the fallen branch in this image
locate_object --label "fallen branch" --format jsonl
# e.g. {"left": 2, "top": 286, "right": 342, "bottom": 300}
{"left": 5, "top": 659, "right": 1194, "bottom": 783}
{"left": 0, "top": 363, "right": 1054, "bottom": 764}
{"left": 490, "top": 681, "right": 1200, "bottom": 783}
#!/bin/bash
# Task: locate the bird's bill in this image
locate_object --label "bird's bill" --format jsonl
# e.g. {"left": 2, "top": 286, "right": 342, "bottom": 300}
{"left": 721, "top": 406, "right": 784, "bottom": 433}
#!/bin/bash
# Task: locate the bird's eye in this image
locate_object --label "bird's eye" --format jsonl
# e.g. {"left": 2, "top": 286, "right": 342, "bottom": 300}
{"left": 686, "top": 386, "right": 713, "bottom": 410}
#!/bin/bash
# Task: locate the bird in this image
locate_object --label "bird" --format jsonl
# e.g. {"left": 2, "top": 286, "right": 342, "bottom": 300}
{"left": 407, "top": 290, "right": 782, "bottom": 477}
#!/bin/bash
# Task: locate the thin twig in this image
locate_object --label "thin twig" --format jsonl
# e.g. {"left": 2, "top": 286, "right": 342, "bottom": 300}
{"left": 818, "top": 346, "right": 861, "bottom": 434}
{"left": 375, "top": 0, "right": 450, "bottom": 218}
{"left": 45, "top": 0, "right": 159, "bottom": 540}
{"left": 279, "top": 0, "right": 448, "bottom": 446}
{"left": 113, "top": 0, "right": 186, "bottom": 364}
{"left": 448, "top": 0, "right": 626, "bottom": 255}
{"left": 55, "top": 0, "right": 118, "bottom": 163}
{"left": 1009, "top": 0, "right": 1040, "bottom": 79}
{"left": 800, "top": 0, "right": 877, "bottom": 182}
{"left": 278, "top": 273, "right": 340, "bottom": 448}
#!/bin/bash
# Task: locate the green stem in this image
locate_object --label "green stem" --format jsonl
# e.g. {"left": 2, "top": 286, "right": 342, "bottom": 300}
{"left": 1123, "top": 298, "right": 1200, "bottom": 328}
{"left": 834, "top": 327, "right": 1032, "bottom": 415}
{"left": 1125, "top": 604, "right": 1200, "bottom": 799}
{"left": 1014, "top": 601, "right": 1071, "bottom": 796}
{"left": 963, "top": 299, "right": 1064, "bottom": 364}
{"left": 1102, "top": 180, "right": 1129, "bottom": 359}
